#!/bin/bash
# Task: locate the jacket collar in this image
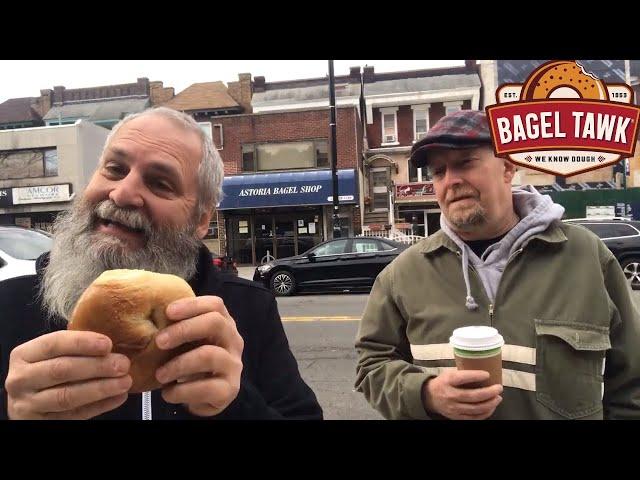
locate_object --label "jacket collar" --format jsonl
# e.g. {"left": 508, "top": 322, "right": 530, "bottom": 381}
{"left": 418, "top": 221, "right": 568, "bottom": 255}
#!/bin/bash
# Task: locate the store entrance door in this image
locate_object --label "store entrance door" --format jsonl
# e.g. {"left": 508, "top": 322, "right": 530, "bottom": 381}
{"left": 275, "top": 219, "right": 295, "bottom": 259}
{"left": 227, "top": 215, "right": 253, "bottom": 264}
{"left": 254, "top": 215, "right": 275, "bottom": 264}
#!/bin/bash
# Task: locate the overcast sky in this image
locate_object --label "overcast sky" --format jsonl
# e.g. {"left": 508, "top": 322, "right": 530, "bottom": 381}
{"left": 0, "top": 60, "right": 465, "bottom": 103}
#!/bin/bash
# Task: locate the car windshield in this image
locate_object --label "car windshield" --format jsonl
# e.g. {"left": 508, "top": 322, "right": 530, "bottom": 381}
{"left": 0, "top": 228, "right": 52, "bottom": 260}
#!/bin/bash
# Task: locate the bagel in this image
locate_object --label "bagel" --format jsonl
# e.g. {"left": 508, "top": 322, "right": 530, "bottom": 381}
{"left": 521, "top": 60, "right": 608, "bottom": 101}
{"left": 68, "top": 269, "right": 196, "bottom": 393}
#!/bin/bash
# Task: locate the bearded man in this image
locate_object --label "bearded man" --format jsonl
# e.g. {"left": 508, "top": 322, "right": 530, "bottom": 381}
{"left": 0, "top": 107, "right": 322, "bottom": 420}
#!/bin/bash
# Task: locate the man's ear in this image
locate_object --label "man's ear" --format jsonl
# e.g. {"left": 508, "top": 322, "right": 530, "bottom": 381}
{"left": 196, "top": 207, "right": 214, "bottom": 239}
{"left": 503, "top": 159, "right": 517, "bottom": 183}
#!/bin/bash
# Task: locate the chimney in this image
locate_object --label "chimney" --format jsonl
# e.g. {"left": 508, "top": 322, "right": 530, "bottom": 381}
{"left": 149, "top": 81, "right": 174, "bottom": 106}
{"left": 253, "top": 76, "right": 266, "bottom": 92}
{"left": 363, "top": 66, "right": 375, "bottom": 83}
{"left": 238, "top": 73, "right": 253, "bottom": 113}
{"left": 38, "top": 89, "right": 53, "bottom": 116}
{"left": 349, "top": 66, "right": 361, "bottom": 83}
{"left": 137, "top": 77, "right": 150, "bottom": 95}
{"left": 53, "top": 86, "right": 66, "bottom": 105}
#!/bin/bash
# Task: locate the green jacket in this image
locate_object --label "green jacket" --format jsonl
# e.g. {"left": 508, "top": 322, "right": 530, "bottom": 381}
{"left": 355, "top": 222, "right": 640, "bottom": 419}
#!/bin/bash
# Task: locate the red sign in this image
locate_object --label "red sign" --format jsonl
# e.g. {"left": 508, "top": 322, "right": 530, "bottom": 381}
{"left": 395, "top": 182, "right": 434, "bottom": 198}
{"left": 485, "top": 60, "right": 640, "bottom": 177}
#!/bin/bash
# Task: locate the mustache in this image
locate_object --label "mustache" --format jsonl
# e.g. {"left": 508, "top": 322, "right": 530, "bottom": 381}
{"left": 446, "top": 189, "right": 478, "bottom": 203}
{"left": 93, "top": 200, "right": 153, "bottom": 235}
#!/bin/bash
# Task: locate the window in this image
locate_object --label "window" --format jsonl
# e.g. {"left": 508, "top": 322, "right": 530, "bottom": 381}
{"left": 0, "top": 228, "right": 52, "bottom": 260}
{"left": 352, "top": 239, "right": 381, "bottom": 253}
{"left": 44, "top": 149, "right": 58, "bottom": 177}
{"left": 198, "top": 122, "right": 212, "bottom": 139}
{"left": 408, "top": 158, "right": 429, "bottom": 183}
{"left": 316, "top": 141, "right": 329, "bottom": 168}
{"left": 380, "top": 107, "right": 398, "bottom": 144}
{"left": 242, "top": 144, "right": 255, "bottom": 171}
{"left": 205, "top": 221, "right": 219, "bottom": 239}
{"left": 242, "top": 140, "right": 329, "bottom": 172}
{"left": 0, "top": 148, "right": 57, "bottom": 180}
{"left": 412, "top": 105, "right": 430, "bottom": 142}
{"left": 579, "top": 222, "right": 639, "bottom": 239}
{"left": 213, "top": 124, "right": 223, "bottom": 150}
{"left": 312, "top": 239, "right": 348, "bottom": 256}
{"left": 379, "top": 241, "right": 396, "bottom": 251}
{"left": 444, "top": 101, "right": 463, "bottom": 115}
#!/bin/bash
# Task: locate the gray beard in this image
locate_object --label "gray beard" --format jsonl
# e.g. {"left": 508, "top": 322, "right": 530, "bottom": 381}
{"left": 40, "top": 197, "right": 202, "bottom": 323}
{"left": 448, "top": 207, "right": 487, "bottom": 231}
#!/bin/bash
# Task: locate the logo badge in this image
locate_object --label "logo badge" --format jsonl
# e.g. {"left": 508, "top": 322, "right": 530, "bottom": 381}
{"left": 485, "top": 60, "right": 640, "bottom": 177}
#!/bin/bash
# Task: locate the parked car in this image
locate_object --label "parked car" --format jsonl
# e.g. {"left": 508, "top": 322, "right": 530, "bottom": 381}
{"left": 563, "top": 217, "right": 640, "bottom": 289}
{"left": 212, "top": 254, "right": 238, "bottom": 275}
{"left": 253, "top": 237, "right": 408, "bottom": 296}
{"left": 0, "top": 226, "right": 53, "bottom": 282}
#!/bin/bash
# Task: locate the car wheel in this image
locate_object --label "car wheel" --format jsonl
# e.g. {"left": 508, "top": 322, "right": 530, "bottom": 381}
{"left": 270, "top": 270, "right": 296, "bottom": 296}
{"left": 621, "top": 258, "right": 640, "bottom": 290}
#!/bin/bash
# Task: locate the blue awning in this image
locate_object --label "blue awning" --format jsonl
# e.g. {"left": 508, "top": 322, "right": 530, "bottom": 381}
{"left": 218, "top": 169, "right": 358, "bottom": 210}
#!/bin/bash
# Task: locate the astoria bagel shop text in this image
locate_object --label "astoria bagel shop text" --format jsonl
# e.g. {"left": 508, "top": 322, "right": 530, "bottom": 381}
{"left": 486, "top": 101, "right": 640, "bottom": 156}
{"left": 238, "top": 185, "right": 323, "bottom": 196}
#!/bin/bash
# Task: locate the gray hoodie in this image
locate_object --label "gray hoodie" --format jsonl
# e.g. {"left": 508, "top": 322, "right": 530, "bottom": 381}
{"left": 440, "top": 185, "right": 565, "bottom": 310}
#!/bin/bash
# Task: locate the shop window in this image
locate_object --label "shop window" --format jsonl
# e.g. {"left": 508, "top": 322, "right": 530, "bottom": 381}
{"left": 242, "top": 140, "right": 329, "bottom": 172}
{"left": 205, "top": 221, "right": 219, "bottom": 239}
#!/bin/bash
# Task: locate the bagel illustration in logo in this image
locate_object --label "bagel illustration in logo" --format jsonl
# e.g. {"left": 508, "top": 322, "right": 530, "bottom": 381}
{"left": 485, "top": 60, "right": 640, "bottom": 177}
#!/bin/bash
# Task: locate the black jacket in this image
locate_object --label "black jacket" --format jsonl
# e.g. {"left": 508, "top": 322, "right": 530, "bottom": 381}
{"left": 0, "top": 246, "right": 322, "bottom": 420}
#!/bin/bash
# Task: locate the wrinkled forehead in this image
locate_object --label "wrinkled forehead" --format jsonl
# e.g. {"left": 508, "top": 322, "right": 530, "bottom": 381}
{"left": 106, "top": 114, "right": 202, "bottom": 165}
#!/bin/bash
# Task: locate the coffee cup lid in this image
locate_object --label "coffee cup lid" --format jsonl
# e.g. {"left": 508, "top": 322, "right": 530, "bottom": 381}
{"left": 450, "top": 326, "right": 504, "bottom": 351}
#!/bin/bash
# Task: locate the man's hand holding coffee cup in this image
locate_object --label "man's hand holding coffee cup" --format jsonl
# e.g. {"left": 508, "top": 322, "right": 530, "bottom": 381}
{"left": 421, "top": 326, "right": 505, "bottom": 420}
{"left": 422, "top": 369, "right": 503, "bottom": 420}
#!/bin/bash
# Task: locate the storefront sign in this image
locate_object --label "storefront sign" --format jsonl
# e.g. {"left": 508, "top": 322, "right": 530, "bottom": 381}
{"left": 10, "top": 184, "right": 72, "bottom": 205}
{"left": 0, "top": 188, "right": 11, "bottom": 207}
{"left": 219, "top": 169, "right": 358, "bottom": 210}
{"left": 395, "top": 182, "right": 434, "bottom": 199}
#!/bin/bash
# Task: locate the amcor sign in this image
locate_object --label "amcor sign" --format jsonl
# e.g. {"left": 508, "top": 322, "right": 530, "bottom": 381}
{"left": 8, "top": 184, "right": 73, "bottom": 205}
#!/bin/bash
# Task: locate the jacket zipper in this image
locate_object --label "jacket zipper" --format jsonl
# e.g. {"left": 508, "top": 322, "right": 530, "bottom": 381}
{"left": 142, "top": 391, "right": 152, "bottom": 420}
{"left": 456, "top": 247, "right": 524, "bottom": 327}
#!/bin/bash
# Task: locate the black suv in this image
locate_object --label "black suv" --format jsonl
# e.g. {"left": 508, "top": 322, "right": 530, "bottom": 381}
{"left": 564, "top": 217, "right": 640, "bottom": 289}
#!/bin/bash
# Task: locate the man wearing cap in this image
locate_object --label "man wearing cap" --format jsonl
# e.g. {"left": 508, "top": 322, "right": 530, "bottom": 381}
{"left": 355, "top": 110, "right": 640, "bottom": 420}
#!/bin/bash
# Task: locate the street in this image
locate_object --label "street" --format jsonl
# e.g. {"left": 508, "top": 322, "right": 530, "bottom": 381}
{"left": 241, "top": 268, "right": 640, "bottom": 420}
{"left": 278, "top": 294, "right": 381, "bottom": 420}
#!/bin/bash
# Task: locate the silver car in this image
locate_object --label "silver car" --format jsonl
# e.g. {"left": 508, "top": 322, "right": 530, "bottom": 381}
{"left": 0, "top": 226, "right": 52, "bottom": 282}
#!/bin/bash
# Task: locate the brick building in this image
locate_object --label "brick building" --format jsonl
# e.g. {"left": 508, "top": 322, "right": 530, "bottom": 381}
{"left": 361, "top": 62, "right": 481, "bottom": 236}
{"left": 214, "top": 107, "right": 363, "bottom": 265}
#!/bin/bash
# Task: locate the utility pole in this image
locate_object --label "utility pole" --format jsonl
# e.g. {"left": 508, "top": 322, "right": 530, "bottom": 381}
{"left": 329, "top": 60, "right": 341, "bottom": 238}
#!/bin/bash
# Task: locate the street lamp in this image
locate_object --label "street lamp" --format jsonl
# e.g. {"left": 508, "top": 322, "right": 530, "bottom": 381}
{"left": 328, "top": 60, "right": 341, "bottom": 238}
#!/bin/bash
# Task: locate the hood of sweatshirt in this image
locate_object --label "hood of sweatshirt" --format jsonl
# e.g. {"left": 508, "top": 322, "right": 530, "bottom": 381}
{"left": 440, "top": 185, "right": 565, "bottom": 309}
